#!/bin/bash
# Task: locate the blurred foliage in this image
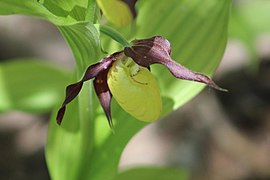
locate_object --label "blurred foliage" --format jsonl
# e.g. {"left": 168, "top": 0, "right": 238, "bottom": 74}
{"left": 229, "top": 0, "right": 270, "bottom": 65}
{"left": 0, "top": 59, "right": 70, "bottom": 113}
{"left": 0, "top": 0, "right": 96, "bottom": 24}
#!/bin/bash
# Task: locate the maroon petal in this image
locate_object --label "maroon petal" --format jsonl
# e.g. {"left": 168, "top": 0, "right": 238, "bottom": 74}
{"left": 163, "top": 60, "right": 226, "bottom": 91}
{"left": 81, "top": 53, "right": 120, "bottom": 81}
{"left": 124, "top": 36, "right": 226, "bottom": 91}
{"left": 94, "top": 68, "right": 113, "bottom": 128}
{"left": 125, "top": 36, "right": 172, "bottom": 66}
{"left": 56, "top": 81, "right": 83, "bottom": 124}
{"left": 56, "top": 54, "right": 118, "bottom": 125}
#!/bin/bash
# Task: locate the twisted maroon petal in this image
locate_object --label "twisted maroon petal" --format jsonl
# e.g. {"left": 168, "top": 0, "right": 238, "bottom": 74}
{"left": 56, "top": 81, "right": 83, "bottom": 124}
{"left": 94, "top": 68, "right": 113, "bottom": 128}
{"left": 56, "top": 54, "right": 117, "bottom": 125}
{"left": 124, "top": 36, "right": 226, "bottom": 91}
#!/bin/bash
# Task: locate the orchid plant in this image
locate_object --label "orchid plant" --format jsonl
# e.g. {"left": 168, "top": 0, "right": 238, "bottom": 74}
{"left": 0, "top": 0, "right": 231, "bottom": 179}
{"left": 57, "top": 36, "right": 226, "bottom": 128}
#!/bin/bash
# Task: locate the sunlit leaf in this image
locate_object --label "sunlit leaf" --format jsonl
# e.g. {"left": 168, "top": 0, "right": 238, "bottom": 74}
{"left": 39, "top": 0, "right": 88, "bottom": 22}
{"left": 0, "top": 0, "right": 96, "bottom": 25}
{"left": 97, "top": 0, "right": 132, "bottom": 27}
{"left": 113, "top": 167, "right": 189, "bottom": 180}
{"left": 58, "top": 22, "right": 101, "bottom": 72}
{"left": 0, "top": 59, "right": 70, "bottom": 113}
{"left": 45, "top": 22, "right": 102, "bottom": 180}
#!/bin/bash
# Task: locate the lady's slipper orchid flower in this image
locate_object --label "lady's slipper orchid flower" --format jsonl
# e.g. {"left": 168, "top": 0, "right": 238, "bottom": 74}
{"left": 57, "top": 36, "right": 226, "bottom": 127}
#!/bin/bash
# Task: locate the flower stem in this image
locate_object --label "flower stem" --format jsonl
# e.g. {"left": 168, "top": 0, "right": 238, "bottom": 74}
{"left": 98, "top": 24, "right": 130, "bottom": 47}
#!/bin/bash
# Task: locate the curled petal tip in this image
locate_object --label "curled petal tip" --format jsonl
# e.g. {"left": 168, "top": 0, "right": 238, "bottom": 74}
{"left": 56, "top": 82, "right": 83, "bottom": 125}
{"left": 105, "top": 110, "right": 113, "bottom": 129}
{"left": 211, "top": 84, "right": 228, "bottom": 92}
{"left": 56, "top": 106, "right": 66, "bottom": 125}
{"left": 108, "top": 118, "right": 114, "bottom": 129}
{"left": 64, "top": 82, "right": 83, "bottom": 104}
{"left": 193, "top": 72, "right": 227, "bottom": 92}
{"left": 205, "top": 80, "right": 228, "bottom": 92}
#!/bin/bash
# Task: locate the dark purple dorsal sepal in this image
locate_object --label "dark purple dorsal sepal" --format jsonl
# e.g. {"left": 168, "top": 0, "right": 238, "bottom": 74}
{"left": 124, "top": 36, "right": 226, "bottom": 91}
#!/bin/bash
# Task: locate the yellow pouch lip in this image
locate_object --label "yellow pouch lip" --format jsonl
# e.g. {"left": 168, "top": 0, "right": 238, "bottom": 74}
{"left": 107, "top": 58, "right": 162, "bottom": 122}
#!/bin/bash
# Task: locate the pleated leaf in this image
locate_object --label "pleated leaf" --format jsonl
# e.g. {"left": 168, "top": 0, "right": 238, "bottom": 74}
{"left": 45, "top": 22, "right": 102, "bottom": 180}
{"left": 0, "top": 0, "right": 96, "bottom": 25}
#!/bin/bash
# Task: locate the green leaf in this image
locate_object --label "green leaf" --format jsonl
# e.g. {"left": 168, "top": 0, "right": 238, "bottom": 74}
{"left": 97, "top": 0, "right": 133, "bottom": 27}
{"left": 0, "top": 0, "right": 97, "bottom": 25}
{"left": 113, "top": 167, "right": 189, "bottom": 180}
{"left": 40, "top": 0, "right": 88, "bottom": 22}
{"left": 58, "top": 22, "right": 101, "bottom": 72}
{"left": 0, "top": 59, "right": 70, "bottom": 113}
{"left": 45, "top": 22, "right": 102, "bottom": 180}
{"left": 0, "top": 0, "right": 54, "bottom": 19}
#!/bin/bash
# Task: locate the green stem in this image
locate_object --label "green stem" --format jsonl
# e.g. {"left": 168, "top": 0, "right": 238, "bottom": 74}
{"left": 98, "top": 24, "right": 130, "bottom": 47}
